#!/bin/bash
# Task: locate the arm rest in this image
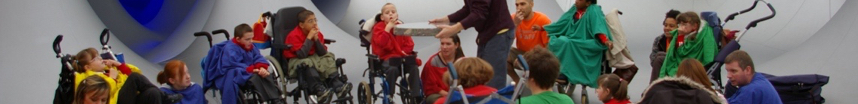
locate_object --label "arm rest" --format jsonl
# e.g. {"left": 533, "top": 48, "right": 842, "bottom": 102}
{"left": 324, "top": 39, "right": 336, "bottom": 44}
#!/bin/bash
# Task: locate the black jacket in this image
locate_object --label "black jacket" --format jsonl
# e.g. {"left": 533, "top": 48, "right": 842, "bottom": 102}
{"left": 639, "top": 77, "right": 725, "bottom": 104}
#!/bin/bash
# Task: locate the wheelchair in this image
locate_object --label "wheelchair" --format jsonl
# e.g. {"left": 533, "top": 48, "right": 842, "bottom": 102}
{"left": 552, "top": 50, "right": 613, "bottom": 104}
{"left": 355, "top": 14, "right": 423, "bottom": 104}
{"left": 443, "top": 55, "right": 530, "bottom": 104}
{"left": 262, "top": 6, "right": 353, "bottom": 104}
{"left": 194, "top": 29, "right": 285, "bottom": 104}
{"left": 53, "top": 29, "right": 179, "bottom": 104}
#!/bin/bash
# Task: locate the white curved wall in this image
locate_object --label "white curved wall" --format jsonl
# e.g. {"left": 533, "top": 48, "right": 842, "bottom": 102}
{"left": 1, "top": 0, "right": 854, "bottom": 103}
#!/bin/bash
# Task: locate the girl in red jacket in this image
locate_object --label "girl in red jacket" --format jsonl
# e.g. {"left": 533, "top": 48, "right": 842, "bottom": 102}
{"left": 421, "top": 35, "right": 464, "bottom": 104}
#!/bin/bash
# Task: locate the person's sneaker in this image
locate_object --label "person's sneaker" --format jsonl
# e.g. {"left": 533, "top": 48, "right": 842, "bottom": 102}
{"left": 316, "top": 89, "right": 332, "bottom": 103}
{"left": 163, "top": 93, "right": 183, "bottom": 104}
{"left": 336, "top": 83, "right": 353, "bottom": 97}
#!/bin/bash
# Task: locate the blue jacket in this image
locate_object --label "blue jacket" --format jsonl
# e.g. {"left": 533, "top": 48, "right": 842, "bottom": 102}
{"left": 161, "top": 83, "right": 206, "bottom": 104}
{"left": 728, "top": 73, "right": 783, "bottom": 104}
{"left": 203, "top": 40, "right": 268, "bottom": 104}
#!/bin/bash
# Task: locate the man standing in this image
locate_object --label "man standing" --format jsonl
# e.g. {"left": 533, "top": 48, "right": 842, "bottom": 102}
{"left": 431, "top": 0, "right": 516, "bottom": 89}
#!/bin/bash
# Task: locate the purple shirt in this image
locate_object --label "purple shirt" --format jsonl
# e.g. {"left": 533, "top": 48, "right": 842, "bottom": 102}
{"left": 447, "top": 0, "right": 515, "bottom": 45}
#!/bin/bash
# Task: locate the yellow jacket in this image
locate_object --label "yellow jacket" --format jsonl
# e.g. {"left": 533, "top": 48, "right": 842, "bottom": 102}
{"left": 74, "top": 64, "right": 142, "bottom": 104}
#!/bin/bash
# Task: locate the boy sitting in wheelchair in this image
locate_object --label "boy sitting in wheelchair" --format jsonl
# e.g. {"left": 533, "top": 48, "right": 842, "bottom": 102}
{"left": 283, "top": 10, "right": 350, "bottom": 102}
{"left": 370, "top": 3, "right": 424, "bottom": 102}
{"left": 204, "top": 24, "right": 284, "bottom": 104}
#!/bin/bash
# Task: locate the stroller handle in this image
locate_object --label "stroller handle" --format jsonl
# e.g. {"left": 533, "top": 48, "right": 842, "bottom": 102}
{"left": 53, "top": 35, "right": 63, "bottom": 58}
{"left": 725, "top": 0, "right": 760, "bottom": 23}
{"left": 212, "top": 29, "right": 230, "bottom": 39}
{"left": 746, "top": 2, "right": 776, "bottom": 29}
{"left": 193, "top": 31, "right": 213, "bottom": 47}
{"left": 448, "top": 62, "right": 459, "bottom": 79}
{"left": 100, "top": 28, "right": 110, "bottom": 46}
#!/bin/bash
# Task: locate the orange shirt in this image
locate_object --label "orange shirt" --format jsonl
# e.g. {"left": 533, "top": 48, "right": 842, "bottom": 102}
{"left": 511, "top": 12, "right": 551, "bottom": 52}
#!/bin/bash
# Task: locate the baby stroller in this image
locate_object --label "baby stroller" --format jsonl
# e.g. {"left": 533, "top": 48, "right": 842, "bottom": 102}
{"left": 355, "top": 13, "right": 424, "bottom": 104}
{"left": 443, "top": 55, "right": 531, "bottom": 104}
{"left": 194, "top": 29, "right": 282, "bottom": 104}
{"left": 264, "top": 6, "right": 353, "bottom": 104}
{"left": 52, "top": 34, "right": 75, "bottom": 104}
{"left": 54, "top": 29, "right": 176, "bottom": 104}
{"left": 52, "top": 29, "right": 130, "bottom": 104}
{"left": 705, "top": 0, "right": 777, "bottom": 92}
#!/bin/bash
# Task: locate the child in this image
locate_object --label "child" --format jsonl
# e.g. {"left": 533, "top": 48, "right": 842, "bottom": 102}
{"left": 518, "top": 47, "right": 574, "bottom": 104}
{"left": 371, "top": 3, "right": 422, "bottom": 100}
{"left": 71, "top": 47, "right": 169, "bottom": 104}
{"left": 434, "top": 57, "right": 496, "bottom": 104}
{"left": 74, "top": 76, "right": 110, "bottom": 104}
{"left": 158, "top": 60, "right": 205, "bottom": 104}
{"left": 596, "top": 74, "right": 630, "bottom": 104}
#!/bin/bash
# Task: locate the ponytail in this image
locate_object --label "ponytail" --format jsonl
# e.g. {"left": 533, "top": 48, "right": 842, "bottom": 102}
{"left": 157, "top": 71, "right": 168, "bottom": 85}
{"left": 597, "top": 74, "right": 629, "bottom": 101}
{"left": 616, "top": 78, "right": 629, "bottom": 101}
{"left": 451, "top": 35, "right": 465, "bottom": 59}
{"left": 72, "top": 48, "right": 99, "bottom": 73}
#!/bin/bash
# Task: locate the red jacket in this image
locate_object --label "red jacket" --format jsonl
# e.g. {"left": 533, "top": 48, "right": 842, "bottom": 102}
{"left": 432, "top": 85, "right": 497, "bottom": 104}
{"left": 421, "top": 53, "right": 451, "bottom": 96}
{"left": 284, "top": 26, "right": 326, "bottom": 58}
{"left": 371, "top": 21, "right": 415, "bottom": 60}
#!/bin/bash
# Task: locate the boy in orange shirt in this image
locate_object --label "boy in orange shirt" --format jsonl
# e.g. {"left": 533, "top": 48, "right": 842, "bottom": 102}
{"left": 508, "top": 0, "right": 551, "bottom": 82}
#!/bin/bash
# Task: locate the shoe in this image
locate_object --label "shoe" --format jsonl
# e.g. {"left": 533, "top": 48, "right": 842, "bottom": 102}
{"left": 336, "top": 83, "right": 353, "bottom": 97}
{"left": 316, "top": 89, "right": 332, "bottom": 103}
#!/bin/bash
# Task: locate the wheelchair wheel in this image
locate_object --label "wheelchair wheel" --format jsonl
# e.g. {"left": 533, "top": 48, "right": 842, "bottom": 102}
{"left": 358, "top": 81, "right": 372, "bottom": 104}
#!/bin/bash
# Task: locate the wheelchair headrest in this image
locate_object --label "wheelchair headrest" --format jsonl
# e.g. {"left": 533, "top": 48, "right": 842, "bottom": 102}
{"left": 272, "top": 7, "right": 307, "bottom": 38}
{"left": 270, "top": 7, "right": 307, "bottom": 58}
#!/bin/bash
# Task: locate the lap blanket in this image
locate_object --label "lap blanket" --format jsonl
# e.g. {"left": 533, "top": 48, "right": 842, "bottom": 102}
{"left": 543, "top": 5, "right": 612, "bottom": 87}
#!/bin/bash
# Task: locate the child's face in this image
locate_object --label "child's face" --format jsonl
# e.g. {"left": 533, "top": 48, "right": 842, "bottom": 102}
{"left": 83, "top": 91, "right": 108, "bottom": 104}
{"left": 86, "top": 56, "right": 107, "bottom": 72}
{"left": 380, "top": 5, "right": 398, "bottom": 22}
{"left": 299, "top": 15, "right": 318, "bottom": 32}
{"left": 171, "top": 65, "right": 192, "bottom": 89}
{"left": 596, "top": 86, "right": 611, "bottom": 102}
{"left": 237, "top": 32, "right": 254, "bottom": 47}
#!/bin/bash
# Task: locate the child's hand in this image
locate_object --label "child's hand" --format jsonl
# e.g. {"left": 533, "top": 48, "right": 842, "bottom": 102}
{"left": 307, "top": 28, "right": 319, "bottom": 39}
{"left": 108, "top": 68, "right": 119, "bottom": 79}
{"left": 257, "top": 68, "right": 270, "bottom": 78}
{"left": 104, "top": 60, "right": 122, "bottom": 67}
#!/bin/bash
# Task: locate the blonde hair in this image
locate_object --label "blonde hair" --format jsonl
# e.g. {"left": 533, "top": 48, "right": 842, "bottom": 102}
{"left": 74, "top": 76, "right": 110, "bottom": 104}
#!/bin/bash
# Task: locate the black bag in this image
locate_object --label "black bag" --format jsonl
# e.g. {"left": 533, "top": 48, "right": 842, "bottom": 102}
{"left": 724, "top": 73, "right": 829, "bottom": 104}
{"left": 766, "top": 73, "right": 829, "bottom": 104}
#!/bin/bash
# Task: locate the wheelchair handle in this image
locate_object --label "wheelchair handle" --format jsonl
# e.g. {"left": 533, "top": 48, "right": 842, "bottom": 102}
{"left": 193, "top": 31, "right": 213, "bottom": 47}
{"left": 515, "top": 55, "right": 528, "bottom": 71}
{"left": 725, "top": 0, "right": 760, "bottom": 23}
{"left": 746, "top": 1, "right": 776, "bottom": 30}
{"left": 448, "top": 62, "right": 459, "bottom": 80}
{"left": 100, "top": 28, "right": 110, "bottom": 46}
{"left": 212, "top": 29, "right": 230, "bottom": 39}
{"left": 262, "top": 11, "right": 272, "bottom": 18}
{"left": 53, "top": 35, "right": 63, "bottom": 58}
